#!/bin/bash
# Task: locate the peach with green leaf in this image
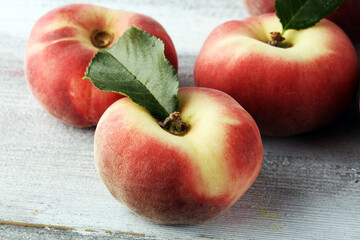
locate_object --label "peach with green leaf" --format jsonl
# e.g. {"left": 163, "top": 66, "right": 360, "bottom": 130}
{"left": 195, "top": 0, "right": 359, "bottom": 136}
{"left": 25, "top": 3, "right": 178, "bottom": 127}
{"left": 85, "top": 26, "right": 263, "bottom": 224}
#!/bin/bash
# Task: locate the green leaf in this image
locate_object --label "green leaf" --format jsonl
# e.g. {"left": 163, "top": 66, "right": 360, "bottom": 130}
{"left": 84, "top": 26, "right": 179, "bottom": 120}
{"left": 275, "top": 0, "right": 344, "bottom": 34}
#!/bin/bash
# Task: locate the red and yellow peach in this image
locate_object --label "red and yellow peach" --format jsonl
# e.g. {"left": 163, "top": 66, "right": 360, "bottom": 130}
{"left": 94, "top": 87, "right": 263, "bottom": 224}
{"left": 25, "top": 4, "right": 178, "bottom": 127}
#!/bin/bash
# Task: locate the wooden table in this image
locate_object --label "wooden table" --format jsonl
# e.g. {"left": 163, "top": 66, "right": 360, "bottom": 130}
{"left": 1, "top": 0, "right": 359, "bottom": 239}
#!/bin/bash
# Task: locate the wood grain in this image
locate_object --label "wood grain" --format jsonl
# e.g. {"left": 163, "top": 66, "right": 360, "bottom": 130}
{"left": 0, "top": 0, "right": 359, "bottom": 239}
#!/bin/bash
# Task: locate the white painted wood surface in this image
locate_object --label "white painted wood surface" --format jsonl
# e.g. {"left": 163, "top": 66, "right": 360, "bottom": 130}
{"left": 1, "top": 0, "right": 360, "bottom": 239}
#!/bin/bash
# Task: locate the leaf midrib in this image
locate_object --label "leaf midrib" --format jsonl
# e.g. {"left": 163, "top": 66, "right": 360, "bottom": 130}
{"left": 283, "top": 0, "right": 311, "bottom": 32}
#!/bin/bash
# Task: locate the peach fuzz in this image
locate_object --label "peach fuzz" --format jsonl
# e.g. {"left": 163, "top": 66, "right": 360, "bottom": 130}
{"left": 25, "top": 4, "right": 178, "bottom": 127}
{"left": 194, "top": 13, "right": 359, "bottom": 136}
{"left": 94, "top": 87, "right": 263, "bottom": 224}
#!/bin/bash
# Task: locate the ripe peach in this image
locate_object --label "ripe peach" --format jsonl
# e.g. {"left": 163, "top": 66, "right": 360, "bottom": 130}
{"left": 194, "top": 14, "right": 359, "bottom": 136}
{"left": 25, "top": 4, "right": 178, "bottom": 127}
{"left": 94, "top": 87, "right": 263, "bottom": 224}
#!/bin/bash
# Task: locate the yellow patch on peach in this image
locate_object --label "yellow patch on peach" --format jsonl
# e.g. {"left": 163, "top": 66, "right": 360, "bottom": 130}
{"left": 212, "top": 15, "right": 334, "bottom": 62}
{"left": 178, "top": 90, "right": 240, "bottom": 197}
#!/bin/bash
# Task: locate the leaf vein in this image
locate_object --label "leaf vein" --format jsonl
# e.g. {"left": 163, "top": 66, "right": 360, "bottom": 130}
{"left": 98, "top": 49, "right": 169, "bottom": 117}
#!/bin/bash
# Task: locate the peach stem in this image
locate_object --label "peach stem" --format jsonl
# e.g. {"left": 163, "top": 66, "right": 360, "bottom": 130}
{"left": 268, "top": 32, "right": 292, "bottom": 48}
{"left": 158, "top": 112, "right": 190, "bottom": 136}
{"left": 91, "top": 30, "right": 114, "bottom": 49}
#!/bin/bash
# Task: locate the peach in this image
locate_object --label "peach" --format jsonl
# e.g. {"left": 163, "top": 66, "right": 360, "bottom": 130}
{"left": 25, "top": 4, "right": 178, "bottom": 127}
{"left": 94, "top": 87, "right": 263, "bottom": 224}
{"left": 194, "top": 14, "right": 359, "bottom": 136}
